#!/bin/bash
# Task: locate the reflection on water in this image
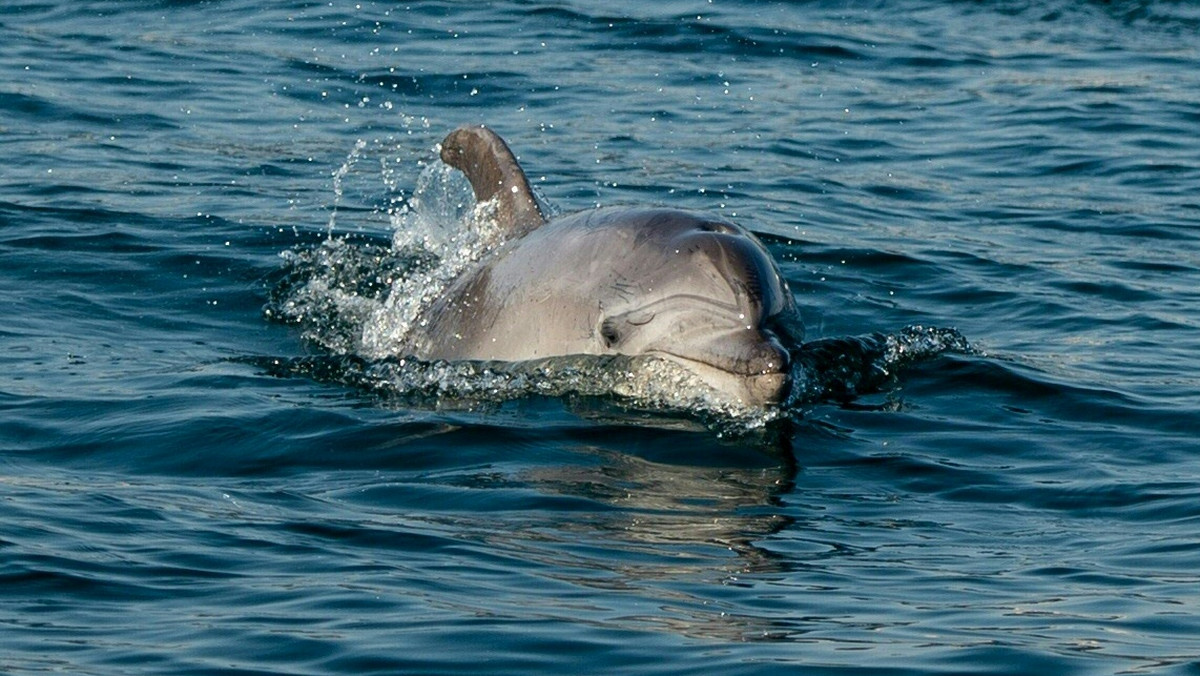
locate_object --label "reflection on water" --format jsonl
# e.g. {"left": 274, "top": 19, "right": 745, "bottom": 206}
{"left": 389, "top": 430, "right": 804, "bottom": 641}
{"left": 525, "top": 447, "right": 795, "bottom": 568}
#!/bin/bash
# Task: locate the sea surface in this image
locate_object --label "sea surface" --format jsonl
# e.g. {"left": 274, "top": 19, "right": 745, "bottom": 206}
{"left": 3, "top": 1, "right": 1200, "bottom": 674}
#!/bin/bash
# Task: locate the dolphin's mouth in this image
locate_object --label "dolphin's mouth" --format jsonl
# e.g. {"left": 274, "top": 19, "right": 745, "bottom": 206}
{"left": 640, "top": 321, "right": 794, "bottom": 407}
{"left": 649, "top": 348, "right": 792, "bottom": 408}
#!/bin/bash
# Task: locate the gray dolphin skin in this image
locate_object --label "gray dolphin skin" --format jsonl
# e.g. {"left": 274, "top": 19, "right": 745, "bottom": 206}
{"left": 400, "top": 125, "right": 804, "bottom": 407}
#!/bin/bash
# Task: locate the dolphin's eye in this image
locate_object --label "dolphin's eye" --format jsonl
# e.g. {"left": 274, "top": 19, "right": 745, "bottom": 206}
{"left": 600, "top": 320, "right": 621, "bottom": 348}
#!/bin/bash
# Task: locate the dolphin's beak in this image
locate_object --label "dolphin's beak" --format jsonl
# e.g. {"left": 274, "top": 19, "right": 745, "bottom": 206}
{"left": 746, "top": 371, "right": 791, "bottom": 406}
{"left": 655, "top": 330, "right": 792, "bottom": 407}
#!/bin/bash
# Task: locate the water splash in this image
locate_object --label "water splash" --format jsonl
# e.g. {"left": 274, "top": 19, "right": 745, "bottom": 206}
{"left": 245, "top": 352, "right": 786, "bottom": 432}
{"left": 267, "top": 150, "right": 493, "bottom": 357}
{"left": 251, "top": 322, "right": 970, "bottom": 432}
{"left": 787, "top": 326, "right": 973, "bottom": 408}
{"left": 358, "top": 163, "right": 512, "bottom": 359}
{"left": 327, "top": 138, "right": 367, "bottom": 234}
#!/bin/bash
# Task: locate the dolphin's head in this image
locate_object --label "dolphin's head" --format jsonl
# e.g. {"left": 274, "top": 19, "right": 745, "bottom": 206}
{"left": 594, "top": 211, "right": 803, "bottom": 407}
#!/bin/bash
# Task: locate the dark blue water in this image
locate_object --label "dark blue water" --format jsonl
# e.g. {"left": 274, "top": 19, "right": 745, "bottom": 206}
{"left": 4, "top": 1, "right": 1200, "bottom": 673}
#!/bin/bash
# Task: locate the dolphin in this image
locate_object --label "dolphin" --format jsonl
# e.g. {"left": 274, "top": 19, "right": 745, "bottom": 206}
{"left": 396, "top": 125, "right": 804, "bottom": 407}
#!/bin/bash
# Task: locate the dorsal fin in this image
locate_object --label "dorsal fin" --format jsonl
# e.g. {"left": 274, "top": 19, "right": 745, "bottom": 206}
{"left": 440, "top": 125, "right": 546, "bottom": 237}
